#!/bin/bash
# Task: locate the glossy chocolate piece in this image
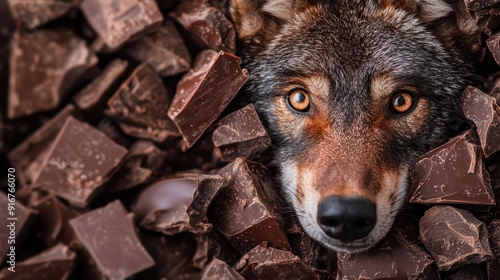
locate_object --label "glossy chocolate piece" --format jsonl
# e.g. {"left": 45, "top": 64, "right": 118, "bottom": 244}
{"left": 70, "top": 200, "right": 154, "bottom": 279}
{"left": 107, "top": 63, "right": 180, "bottom": 142}
{"left": 0, "top": 244, "right": 76, "bottom": 280}
{"left": 32, "top": 116, "right": 127, "bottom": 207}
{"left": 214, "top": 158, "right": 291, "bottom": 254}
{"left": 7, "top": 0, "right": 76, "bottom": 29}
{"left": 408, "top": 130, "right": 495, "bottom": 206}
{"left": 447, "top": 264, "right": 486, "bottom": 280}
{"left": 212, "top": 104, "right": 271, "bottom": 162}
{"left": 201, "top": 258, "right": 244, "bottom": 280}
{"left": 122, "top": 21, "right": 191, "bottom": 77}
{"left": 81, "top": 0, "right": 163, "bottom": 49}
{"left": 8, "top": 29, "right": 97, "bottom": 118}
{"left": 168, "top": 50, "right": 248, "bottom": 150}
{"left": 419, "top": 206, "right": 493, "bottom": 271}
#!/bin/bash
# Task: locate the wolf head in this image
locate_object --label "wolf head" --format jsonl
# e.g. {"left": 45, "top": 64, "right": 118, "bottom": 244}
{"left": 230, "top": 0, "right": 480, "bottom": 253}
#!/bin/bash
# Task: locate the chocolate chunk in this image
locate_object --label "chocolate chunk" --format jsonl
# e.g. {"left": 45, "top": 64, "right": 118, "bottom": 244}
{"left": 193, "top": 232, "right": 238, "bottom": 269}
{"left": 214, "top": 158, "right": 291, "bottom": 254}
{"left": 202, "top": 258, "right": 244, "bottom": 280}
{"left": 169, "top": 0, "right": 236, "bottom": 53}
{"left": 461, "top": 86, "right": 500, "bottom": 157}
{"left": 487, "top": 32, "right": 500, "bottom": 67}
{"left": 419, "top": 206, "right": 493, "bottom": 271}
{"left": 107, "top": 63, "right": 180, "bottom": 142}
{"left": 133, "top": 174, "right": 226, "bottom": 234}
{"left": 408, "top": 130, "right": 495, "bottom": 206}
{"left": 168, "top": 50, "right": 249, "bottom": 150}
{"left": 81, "top": 0, "right": 163, "bottom": 49}
{"left": 0, "top": 244, "right": 77, "bottom": 280}
{"left": 489, "top": 220, "right": 500, "bottom": 257}
{"left": 122, "top": 21, "right": 191, "bottom": 77}
{"left": 465, "top": 0, "right": 500, "bottom": 11}
{"left": 447, "top": 264, "right": 486, "bottom": 280}
{"left": 69, "top": 200, "right": 154, "bottom": 279}
{"left": 7, "top": 0, "right": 76, "bottom": 29}
{"left": 212, "top": 104, "right": 271, "bottom": 162}
{"left": 8, "top": 29, "right": 98, "bottom": 119}
{"left": 472, "top": 11, "right": 500, "bottom": 36}
{"left": 32, "top": 116, "right": 127, "bottom": 207}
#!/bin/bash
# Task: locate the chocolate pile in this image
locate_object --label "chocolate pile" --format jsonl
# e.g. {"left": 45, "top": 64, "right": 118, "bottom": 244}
{"left": 0, "top": 0, "right": 499, "bottom": 279}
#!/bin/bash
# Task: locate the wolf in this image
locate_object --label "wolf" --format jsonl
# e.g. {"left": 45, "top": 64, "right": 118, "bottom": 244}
{"left": 229, "top": 0, "right": 481, "bottom": 253}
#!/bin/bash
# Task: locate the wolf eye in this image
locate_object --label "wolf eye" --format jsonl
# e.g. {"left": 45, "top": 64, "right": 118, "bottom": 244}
{"left": 390, "top": 92, "right": 414, "bottom": 114}
{"left": 287, "top": 89, "right": 310, "bottom": 112}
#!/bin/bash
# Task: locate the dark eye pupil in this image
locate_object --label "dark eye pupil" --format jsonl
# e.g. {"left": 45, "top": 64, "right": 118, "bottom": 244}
{"left": 394, "top": 95, "right": 405, "bottom": 107}
{"left": 294, "top": 92, "right": 306, "bottom": 103}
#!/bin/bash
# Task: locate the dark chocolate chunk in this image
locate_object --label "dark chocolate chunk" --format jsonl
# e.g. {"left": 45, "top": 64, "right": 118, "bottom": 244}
{"left": 133, "top": 174, "right": 226, "bottom": 234}
{"left": 408, "top": 130, "right": 495, "bottom": 206}
{"left": 193, "top": 232, "right": 238, "bottom": 270}
{"left": 107, "top": 63, "right": 180, "bottom": 142}
{"left": 168, "top": 50, "right": 249, "bottom": 150}
{"left": 488, "top": 258, "right": 500, "bottom": 279}
{"left": 122, "top": 21, "right": 191, "bottom": 77}
{"left": 8, "top": 29, "right": 98, "bottom": 118}
{"left": 419, "top": 206, "right": 493, "bottom": 271}
{"left": 214, "top": 158, "right": 291, "bottom": 254}
{"left": 212, "top": 104, "right": 271, "bottom": 162}
{"left": 81, "top": 0, "right": 163, "bottom": 49}
{"left": 447, "top": 264, "right": 486, "bottom": 280}
{"left": 201, "top": 258, "right": 244, "bottom": 280}
{"left": 7, "top": 0, "right": 76, "bottom": 29}
{"left": 32, "top": 116, "right": 127, "bottom": 207}
{"left": 489, "top": 220, "right": 500, "bottom": 257}
{"left": 472, "top": 11, "right": 500, "bottom": 36}
{"left": 465, "top": 0, "right": 500, "bottom": 11}
{"left": 487, "top": 32, "right": 500, "bottom": 67}
{"left": 69, "top": 200, "right": 154, "bottom": 279}
{"left": 0, "top": 243, "right": 77, "bottom": 280}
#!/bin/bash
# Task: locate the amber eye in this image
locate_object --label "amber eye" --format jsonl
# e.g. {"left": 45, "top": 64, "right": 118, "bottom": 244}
{"left": 287, "top": 89, "right": 310, "bottom": 112}
{"left": 390, "top": 92, "right": 414, "bottom": 114}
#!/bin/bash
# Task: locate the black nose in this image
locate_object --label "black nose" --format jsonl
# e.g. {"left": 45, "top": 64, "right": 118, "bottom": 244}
{"left": 317, "top": 196, "right": 376, "bottom": 242}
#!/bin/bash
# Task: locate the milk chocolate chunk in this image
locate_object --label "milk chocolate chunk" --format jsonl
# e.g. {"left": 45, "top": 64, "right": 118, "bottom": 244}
{"left": 0, "top": 244, "right": 76, "bottom": 280}
{"left": 32, "top": 117, "right": 127, "bottom": 207}
{"left": 461, "top": 86, "right": 500, "bottom": 157}
{"left": 107, "top": 63, "right": 180, "bottom": 142}
{"left": 168, "top": 50, "right": 249, "bottom": 150}
{"left": 408, "top": 130, "right": 495, "bottom": 206}
{"left": 81, "top": 0, "right": 163, "bottom": 49}
{"left": 202, "top": 258, "right": 244, "bottom": 280}
{"left": 8, "top": 29, "right": 98, "bottom": 119}
{"left": 214, "top": 158, "right": 291, "bottom": 254}
{"left": 70, "top": 200, "right": 154, "bottom": 279}
{"left": 169, "top": 0, "right": 236, "bottom": 53}
{"left": 212, "top": 104, "right": 271, "bottom": 162}
{"left": 122, "top": 21, "right": 191, "bottom": 77}
{"left": 133, "top": 174, "right": 226, "bottom": 235}
{"left": 447, "top": 264, "right": 486, "bottom": 280}
{"left": 7, "top": 0, "right": 76, "bottom": 29}
{"left": 419, "top": 206, "right": 493, "bottom": 271}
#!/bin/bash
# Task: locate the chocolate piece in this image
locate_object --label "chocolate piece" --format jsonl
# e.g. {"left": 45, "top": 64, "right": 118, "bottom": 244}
{"left": 488, "top": 32, "right": 500, "bottom": 67}
{"left": 69, "top": 200, "right": 154, "bottom": 279}
{"left": 107, "top": 63, "right": 180, "bottom": 142}
{"left": 408, "top": 130, "right": 495, "bottom": 206}
{"left": 487, "top": 258, "right": 500, "bottom": 279}
{"left": 447, "top": 264, "right": 486, "bottom": 280}
{"left": 212, "top": 104, "right": 271, "bottom": 162}
{"left": 419, "top": 206, "right": 493, "bottom": 271}
{"left": 0, "top": 244, "right": 76, "bottom": 280}
{"left": 465, "top": 0, "right": 500, "bottom": 11}
{"left": 73, "top": 59, "right": 128, "bottom": 113}
{"left": 8, "top": 29, "right": 97, "bottom": 119}
{"left": 489, "top": 220, "right": 500, "bottom": 257}
{"left": 81, "top": 0, "right": 163, "bottom": 49}
{"left": 122, "top": 21, "right": 191, "bottom": 77}
{"left": 473, "top": 12, "right": 500, "bottom": 36}
{"left": 461, "top": 86, "right": 500, "bottom": 157}
{"left": 7, "top": 0, "right": 76, "bottom": 29}
{"left": 169, "top": 0, "right": 236, "bottom": 53}
{"left": 168, "top": 50, "right": 249, "bottom": 150}
{"left": 202, "top": 258, "right": 244, "bottom": 280}
{"left": 193, "top": 232, "right": 238, "bottom": 269}
{"left": 214, "top": 158, "right": 291, "bottom": 254}
{"left": 133, "top": 174, "right": 226, "bottom": 234}
{"left": 32, "top": 117, "right": 127, "bottom": 207}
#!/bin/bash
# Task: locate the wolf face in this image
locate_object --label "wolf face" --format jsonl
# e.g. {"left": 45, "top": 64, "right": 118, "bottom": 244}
{"left": 230, "top": 0, "right": 480, "bottom": 253}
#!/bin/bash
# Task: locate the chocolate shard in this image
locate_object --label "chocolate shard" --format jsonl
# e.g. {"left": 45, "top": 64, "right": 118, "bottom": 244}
{"left": 69, "top": 200, "right": 154, "bottom": 279}
{"left": 214, "top": 158, "right": 291, "bottom": 254}
{"left": 8, "top": 29, "right": 98, "bottom": 119}
{"left": 168, "top": 50, "right": 249, "bottom": 150}
{"left": 447, "top": 264, "right": 486, "bottom": 280}
{"left": 169, "top": 0, "right": 236, "bottom": 53}
{"left": 419, "top": 206, "right": 493, "bottom": 271}
{"left": 201, "top": 258, "right": 244, "bottom": 280}
{"left": 0, "top": 243, "right": 77, "bottom": 280}
{"left": 7, "top": 0, "right": 76, "bottom": 29}
{"left": 212, "top": 104, "right": 271, "bottom": 162}
{"left": 107, "top": 63, "right": 180, "bottom": 142}
{"left": 122, "top": 21, "right": 191, "bottom": 77}
{"left": 408, "top": 130, "right": 495, "bottom": 206}
{"left": 133, "top": 174, "right": 226, "bottom": 235}
{"left": 461, "top": 86, "right": 500, "bottom": 157}
{"left": 81, "top": 0, "right": 163, "bottom": 50}
{"left": 465, "top": 0, "right": 500, "bottom": 11}
{"left": 32, "top": 116, "right": 128, "bottom": 207}
{"left": 487, "top": 32, "right": 500, "bottom": 67}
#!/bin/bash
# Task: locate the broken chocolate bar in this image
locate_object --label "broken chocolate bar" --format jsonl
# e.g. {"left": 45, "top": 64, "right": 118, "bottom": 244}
{"left": 7, "top": 0, "right": 76, "bottom": 29}
{"left": 168, "top": 50, "right": 249, "bottom": 150}
{"left": 212, "top": 104, "right": 271, "bottom": 162}
{"left": 201, "top": 258, "right": 244, "bottom": 280}
{"left": 70, "top": 200, "right": 154, "bottom": 279}
{"left": 419, "top": 205, "right": 493, "bottom": 271}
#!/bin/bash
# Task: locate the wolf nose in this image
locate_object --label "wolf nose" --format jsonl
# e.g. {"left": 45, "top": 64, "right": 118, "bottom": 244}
{"left": 317, "top": 196, "right": 376, "bottom": 242}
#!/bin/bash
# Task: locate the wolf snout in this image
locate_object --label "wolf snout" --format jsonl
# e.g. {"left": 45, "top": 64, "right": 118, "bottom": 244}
{"left": 317, "top": 196, "right": 376, "bottom": 242}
